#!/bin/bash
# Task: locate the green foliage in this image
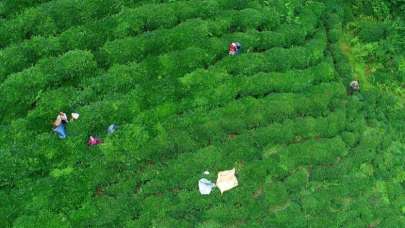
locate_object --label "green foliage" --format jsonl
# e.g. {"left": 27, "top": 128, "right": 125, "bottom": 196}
{"left": 0, "top": 50, "right": 97, "bottom": 122}
{"left": 357, "top": 21, "right": 390, "bottom": 42}
{"left": 0, "top": 0, "right": 126, "bottom": 48}
{"left": 265, "top": 180, "right": 289, "bottom": 205}
{"left": 0, "top": 0, "right": 51, "bottom": 18}
{"left": 13, "top": 211, "right": 70, "bottom": 228}
{"left": 0, "top": 0, "right": 403, "bottom": 227}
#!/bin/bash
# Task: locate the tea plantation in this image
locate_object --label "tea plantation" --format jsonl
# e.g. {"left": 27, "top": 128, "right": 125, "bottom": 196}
{"left": 0, "top": 0, "right": 404, "bottom": 227}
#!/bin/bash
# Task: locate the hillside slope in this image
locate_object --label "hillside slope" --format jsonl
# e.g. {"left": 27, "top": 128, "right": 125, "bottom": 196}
{"left": 0, "top": 0, "right": 404, "bottom": 227}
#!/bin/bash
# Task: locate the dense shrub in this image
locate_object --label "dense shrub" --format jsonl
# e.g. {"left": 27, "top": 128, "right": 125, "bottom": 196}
{"left": 0, "top": 0, "right": 51, "bottom": 18}
{"left": 0, "top": 51, "right": 97, "bottom": 122}
{"left": 0, "top": 0, "right": 403, "bottom": 227}
{"left": 0, "top": 0, "right": 125, "bottom": 48}
{"left": 358, "top": 21, "right": 390, "bottom": 42}
{"left": 99, "top": 5, "right": 284, "bottom": 67}
{"left": 239, "top": 61, "right": 335, "bottom": 95}
{"left": 0, "top": 1, "right": 285, "bottom": 82}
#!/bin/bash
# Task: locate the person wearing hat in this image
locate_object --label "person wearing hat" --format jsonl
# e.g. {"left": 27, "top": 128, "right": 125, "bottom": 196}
{"left": 229, "top": 42, "right": 237, "bottom": 55}
{"left": 349, "top": 80, "right": 360, "bottom": 95}
{"left": 53, "top": 112, "right": 68, "bottom": 139}
{"left": 229, "top": 42, "right": 241, "bottom": 56}
{"left": 52, "top": 112, "right": 79, "bottom": 139}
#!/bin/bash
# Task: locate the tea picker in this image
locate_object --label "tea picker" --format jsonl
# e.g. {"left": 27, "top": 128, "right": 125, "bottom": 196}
{"left": 107, "top": 124, "right": 118, "bottom": 135}
{"left": 229, "top": 42, "right": 241, "bottom": 56}
{"left": 349, "top": 80, "right": 360, "bottom": 94}
{"left": 52, "top": 112, "right": 79, "bottom": 139}
{"left": 53, "top": 112, "right": 68, "bottom": 139}
{"left": 88, "top": 136, "right": 102, "bottom": 146}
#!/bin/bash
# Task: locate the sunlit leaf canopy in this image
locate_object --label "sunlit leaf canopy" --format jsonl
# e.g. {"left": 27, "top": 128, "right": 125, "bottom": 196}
{"left": 0, "top": 0, "right": 403, "bottom": 227}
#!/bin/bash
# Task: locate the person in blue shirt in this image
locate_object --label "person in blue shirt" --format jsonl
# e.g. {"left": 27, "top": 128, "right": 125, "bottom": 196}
{"left": 53, "top": 112, "right": 68, "bottom": 139}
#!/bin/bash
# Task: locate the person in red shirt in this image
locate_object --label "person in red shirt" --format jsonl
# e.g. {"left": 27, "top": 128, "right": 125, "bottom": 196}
{"left": 229, "top": 42, "right": 238, "bottom": 55}
{"left": 88, "top": 136, "right": 102, "bottom": 146}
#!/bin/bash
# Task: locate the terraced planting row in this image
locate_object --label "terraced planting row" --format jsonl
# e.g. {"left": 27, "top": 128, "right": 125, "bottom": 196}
{"left": 0, "top": 0, "right": 289, "bottom": 83}
{"left": 0, "top": 2, "right": 324, "bottom": 123}
{"left": 0, "top": 0, "right": 403, "bottom": 227}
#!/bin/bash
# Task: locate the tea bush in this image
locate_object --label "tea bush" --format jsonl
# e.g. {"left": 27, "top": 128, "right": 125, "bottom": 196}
{"left": 0, "top": 0, "right": 403, "bottom": 227}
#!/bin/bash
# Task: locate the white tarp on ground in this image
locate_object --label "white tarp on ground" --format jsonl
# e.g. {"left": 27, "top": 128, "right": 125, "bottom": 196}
{"left": 216, "top": 168, "right": 238, "bottom": 194}
{"left": 198, "top": 178, "right": 215, "bottom": 195}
